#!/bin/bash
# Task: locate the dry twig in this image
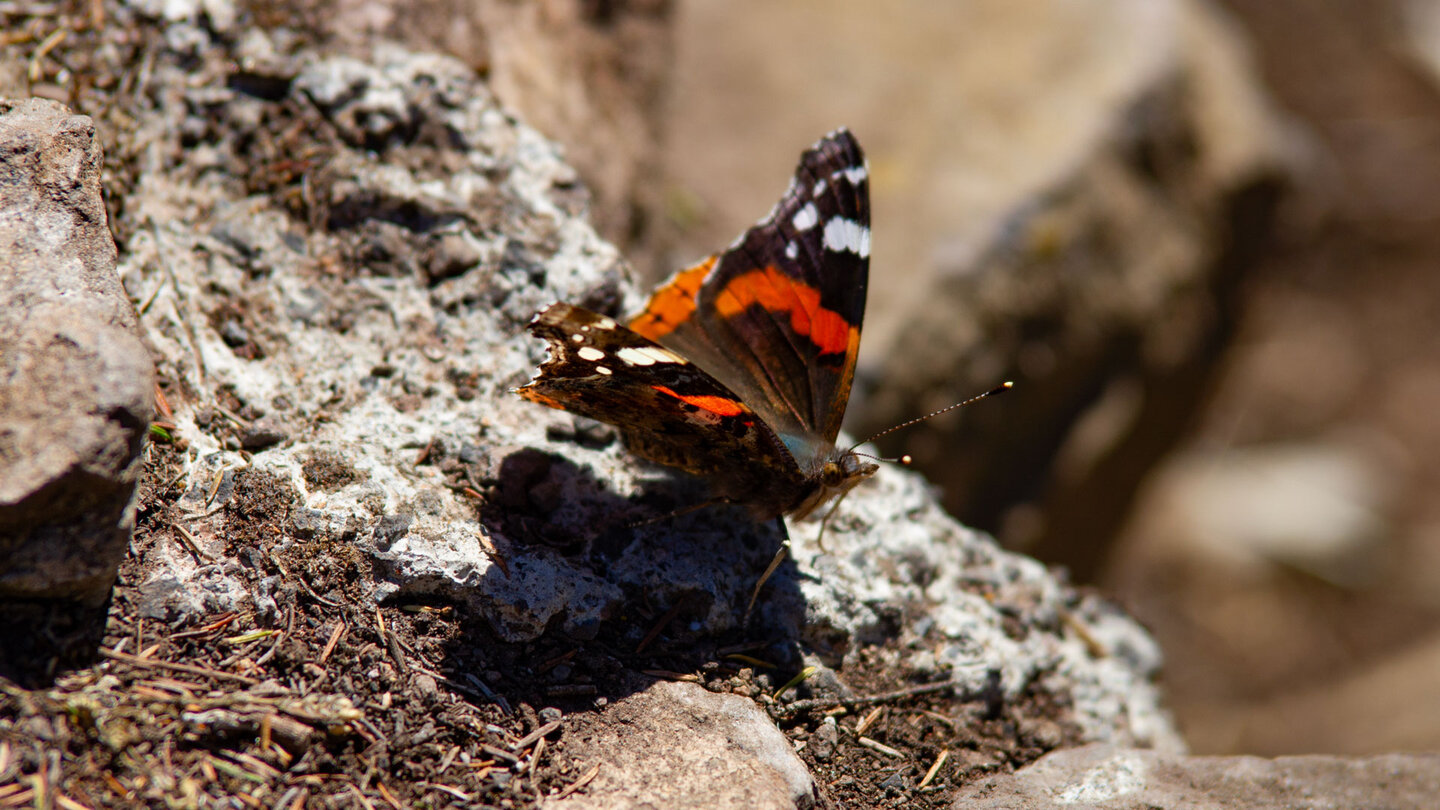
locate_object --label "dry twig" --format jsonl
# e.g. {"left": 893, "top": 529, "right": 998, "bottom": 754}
{"left": 918, "top": 749, "right": 949, "bottom": 789}
{"left": 100, "top": 647, "right": 259, "bottom": 685}
{"left": 551, "top": 764, "right": 600, "bottom": 801}
{"left": 773, "top": 679, "right": 969, "bottom": 717}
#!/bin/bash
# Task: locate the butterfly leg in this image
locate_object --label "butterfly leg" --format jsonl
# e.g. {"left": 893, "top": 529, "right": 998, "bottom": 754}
{"left": 625, "top": 496, "right": 735, "bottom": 530}
{"left": 812, "top": 489, "right": 854, "bottom": 553}
{"left": 743, "top": 517, "right": 791, "bottom": 623}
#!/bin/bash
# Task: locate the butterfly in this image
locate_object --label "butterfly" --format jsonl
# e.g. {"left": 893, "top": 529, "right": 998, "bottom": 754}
{"left": 517, "top": 130, "right": 878, "bottom": 527}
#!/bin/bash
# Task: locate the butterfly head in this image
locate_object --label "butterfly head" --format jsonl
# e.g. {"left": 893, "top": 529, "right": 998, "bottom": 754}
{"left": 790, "top": 447, "right": 879, "bottom": 521}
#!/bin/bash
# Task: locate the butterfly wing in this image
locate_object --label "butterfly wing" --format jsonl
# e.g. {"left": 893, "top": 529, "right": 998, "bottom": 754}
{"left": 629, "top": 130, "right": 870, "bottom": 453}
{"left": 517, "top": 303, "right": 810, "bottom": 514}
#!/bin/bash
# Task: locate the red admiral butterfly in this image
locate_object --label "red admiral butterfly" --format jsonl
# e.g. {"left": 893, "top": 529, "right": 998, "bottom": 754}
{"left": 518, "top": 130, "right": 879, "bottom": 523}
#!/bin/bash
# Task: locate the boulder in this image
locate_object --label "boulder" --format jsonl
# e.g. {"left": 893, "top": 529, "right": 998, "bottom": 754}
{"left": 0, "top": 98, "right": 152, "bottom": 678}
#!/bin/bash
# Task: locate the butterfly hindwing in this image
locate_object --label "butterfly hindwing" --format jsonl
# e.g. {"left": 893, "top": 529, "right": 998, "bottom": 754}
{"left": 518, "top": 303, "right": 811, "bottom": 514}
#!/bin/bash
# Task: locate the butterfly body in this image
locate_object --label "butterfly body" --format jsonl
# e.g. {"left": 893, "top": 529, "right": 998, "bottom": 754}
{"left": 518, "top": 130, "right": 876, "bottom": 521}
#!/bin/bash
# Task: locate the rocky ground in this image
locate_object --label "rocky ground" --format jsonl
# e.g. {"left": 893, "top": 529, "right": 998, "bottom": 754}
{"left": 4, "top": 0, "right": 1440, "bottom": 807}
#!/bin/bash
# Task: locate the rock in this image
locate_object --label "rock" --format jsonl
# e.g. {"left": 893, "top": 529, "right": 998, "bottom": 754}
{"left": 862, "top": 0, "right": 1296, "bottom": 581}
{"left": 0, "top": 98, "right": 152, "bottom": 675}
{"left": 809, "top": 717, "right": 839, "bottom": 761}
{"left": 665, "top": 0, "right": 1299, "bottom": 581}
{"left": 239, "top": 418, "right": 289, "bottom": 451}
{"left": 950, "top": 743, "right": 1440, "bottom": 809}
{"left": 456, "top": 0, "right": 673, "bottom": 254}
{"left": 318, "top": 0, "right": 674, "bottom": 257}
{"left": 111, "top": 29, "right": 1176, "bottom": 752}
{"left": 554, "top": 680, "right": 816, "bottom": 810}
{"left": 767, "top": 462, "right": 1179, "bottom": 752}
{"left": 1178, "top": 630, "right": 1440, "bottom": 757}
{"left": 120, "top": 41, "right": 635, "bottom": 633}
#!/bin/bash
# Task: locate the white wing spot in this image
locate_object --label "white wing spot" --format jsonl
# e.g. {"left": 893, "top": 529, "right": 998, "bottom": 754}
{"left": 785, "top": 241, "right": 799, "bottom": 260}
{"left": 842, "top": 165, "right": 868, "bottom": 185}
{"left": 812, "top": 178, "right": 827, "bottom": 197}
{"left": 596, "top": 317, "right": 617, "bottom": 329}
{"left": 571, "top": 333, "right": 585, "bottom": 343}
{"left": 792, "top": 202, "right": 820, "bottom": 231}
{"left": 577, "top": 346, "right": 606, "bottom": 362}
{"left": 823, "top": 217, "right": 871, "bottom": 258}
{"left": 595, "top": 366, "right": 612, "bottom": 375}
{"left": 616, "top": 345, "right": 682, "bottom": 366}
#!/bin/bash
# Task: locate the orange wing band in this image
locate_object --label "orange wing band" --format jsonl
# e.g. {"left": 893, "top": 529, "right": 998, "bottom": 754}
{"left": 628, "top": 257, "right": 715, "bottom": 340}
{"left": 714, "top": 266, "right": 855, "bottom": 356}
{"left": 651, "top": 385, "right": 747, "bottom": 417}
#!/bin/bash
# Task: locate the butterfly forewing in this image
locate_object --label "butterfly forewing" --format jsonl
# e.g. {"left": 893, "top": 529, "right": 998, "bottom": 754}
{"left": 629, "top": 130, "right": 870, "bottom": 451}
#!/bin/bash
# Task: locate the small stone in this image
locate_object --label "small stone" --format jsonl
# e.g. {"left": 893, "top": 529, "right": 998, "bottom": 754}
{"left": 372, "top": 514, "right": 413, "bottom": 549}
{"left": 426, "top": 232, "right": 481, "bottom": 282}
{"left": 810, "top": 718, "right": 839, "bottom": 761}
{"left": 240, "top": 419, "right": 288, "bottom": 450}
{"left": 413, "top": 674, "right": 439, "bottom": 703}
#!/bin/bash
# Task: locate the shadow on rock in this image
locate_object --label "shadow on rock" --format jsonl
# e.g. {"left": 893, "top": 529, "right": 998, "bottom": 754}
{"left": 437, "top": 446, "right": 810, "bottom": 714}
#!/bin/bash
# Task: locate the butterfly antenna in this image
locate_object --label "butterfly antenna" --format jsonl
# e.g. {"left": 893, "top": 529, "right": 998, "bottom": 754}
{"left": 850, "top": 382, "right": 1013, "bottom": 454}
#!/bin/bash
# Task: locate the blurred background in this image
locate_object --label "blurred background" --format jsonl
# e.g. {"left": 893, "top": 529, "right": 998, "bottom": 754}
{"left": 288, "top": 0, "right": 1440, "bottom": 755}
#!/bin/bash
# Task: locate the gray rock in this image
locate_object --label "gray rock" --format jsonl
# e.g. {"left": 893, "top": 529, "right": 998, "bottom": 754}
{"left": 553, "top": 680, "right": 816, "bottom": 810}
{"left": 950, "top": 744, "right": 1440, "bottom": 809}
{"left": 239, "top": 418, "right": 289, "bottom": 451}
{"left": 123, "top": 44, "right": 635, "bottom": 630}
{"left": 809, "top": 717, "right": 839, "bottom": 761}
{"left": 769, "top": 467, "right": 1178, "bottom": 751}
{"left": 0, "top": 98, "right": 152, "bottom": 607}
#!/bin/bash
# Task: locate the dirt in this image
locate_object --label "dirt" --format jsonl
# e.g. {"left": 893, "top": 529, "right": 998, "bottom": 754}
{"left": 786, "top": 648, "right": 1082, "bottom": 809}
